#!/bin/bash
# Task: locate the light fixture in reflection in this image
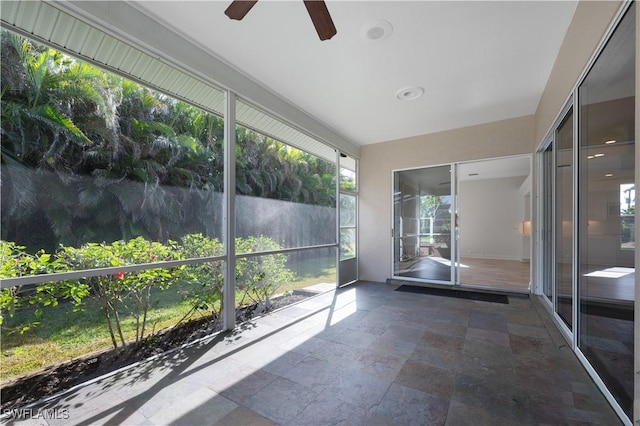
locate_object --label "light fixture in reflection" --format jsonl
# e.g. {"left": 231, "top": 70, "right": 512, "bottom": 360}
{"left": 604, "top": 139, "right": 617, "bottom": 144}
{"left": 605, "top": 173, "right": 614, "bottom": 177}
{"left": 587, "top": 153, "right": 605, "bottom": 159}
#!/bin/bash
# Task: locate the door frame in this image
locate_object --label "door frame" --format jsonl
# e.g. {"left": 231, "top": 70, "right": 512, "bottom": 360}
{"left": 391, "top": 155, "right": 532, "bottom": 293}
{"left": 391, "top": 163, "right": 457, "bottom": 285}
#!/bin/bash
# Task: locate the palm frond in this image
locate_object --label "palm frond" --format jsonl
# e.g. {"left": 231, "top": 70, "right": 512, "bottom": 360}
{"left": 31, "top": 104, "right": 91, "bottom": 145}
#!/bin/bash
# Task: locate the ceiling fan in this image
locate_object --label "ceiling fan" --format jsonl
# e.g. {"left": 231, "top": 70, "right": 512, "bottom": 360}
{"left": 224, "top": 0, "right": 337, "bottom": 41}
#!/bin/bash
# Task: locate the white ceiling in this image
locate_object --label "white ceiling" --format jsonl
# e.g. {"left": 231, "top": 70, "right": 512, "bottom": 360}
{"left": 130, "top": 0, "right": 577, "bottom": 147}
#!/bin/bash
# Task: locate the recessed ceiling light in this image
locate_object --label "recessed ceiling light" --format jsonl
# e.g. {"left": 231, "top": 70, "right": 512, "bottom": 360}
{"left": 605, "top": 173, "right": 614, "bottom": 177}
{"left": 594, "top": 153, "right": 605, "bottom": 157}
{"left": 604, "top": 139, "right": 616, "bottom": 144}
{"left": 395, "top": 86, "right": 425, "bottom": 101}
{"left": 361, "top": 20, "right": 393, "bottom": 41}
{"left": 587, "top": 155, "right": 594, "bottom": 159}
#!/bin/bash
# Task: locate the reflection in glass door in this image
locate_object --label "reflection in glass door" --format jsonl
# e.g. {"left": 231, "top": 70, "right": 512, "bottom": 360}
{"left": 555, "top": 109, "right": 574, "bottom": 329}
{"left": 541, "top": 144, "right": 554, "bottom": 302}
{"left": 536, "top": 4, "right": 635, "bottom": 421}
{"left": 577, "top": 4, "right": 635, "bottom": 418}
{"left": 393, "top": 166, "right": 454, "bottom": 284}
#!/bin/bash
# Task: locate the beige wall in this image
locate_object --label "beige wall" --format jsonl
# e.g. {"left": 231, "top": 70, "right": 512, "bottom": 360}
{"left": 534, "top": 1, "right": 623, "bottom": 145}
{"left": 359, "top": 115, "right": 534, "bottom": 282}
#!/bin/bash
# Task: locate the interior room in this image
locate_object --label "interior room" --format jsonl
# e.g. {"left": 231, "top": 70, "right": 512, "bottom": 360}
{"left": 0, "top": 1, "right": 637, "bottom": 425}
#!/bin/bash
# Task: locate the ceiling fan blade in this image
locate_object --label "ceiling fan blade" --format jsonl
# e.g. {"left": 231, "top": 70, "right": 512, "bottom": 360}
{"left": 225, "top": 0, "right": 258, "bottom": 20}
{"left": 303, "top": 1, "right": 337, "bottom": 41}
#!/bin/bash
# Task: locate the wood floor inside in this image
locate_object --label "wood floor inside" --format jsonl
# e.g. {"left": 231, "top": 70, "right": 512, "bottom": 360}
{"left": 460, "top": 258, "right": 530, "bottom": 291}
{"left": 395, "top": 256, "right": 530, "bottom": 292}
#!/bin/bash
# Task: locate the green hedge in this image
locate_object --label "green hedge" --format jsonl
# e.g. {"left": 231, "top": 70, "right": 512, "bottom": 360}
{"left": 0, "top": 235, "right": 293, "bottom": 348}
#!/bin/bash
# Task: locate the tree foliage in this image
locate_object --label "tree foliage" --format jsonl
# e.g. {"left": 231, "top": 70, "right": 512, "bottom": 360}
{"left": 1, "top": 30, "right": 336, "bottom": 255}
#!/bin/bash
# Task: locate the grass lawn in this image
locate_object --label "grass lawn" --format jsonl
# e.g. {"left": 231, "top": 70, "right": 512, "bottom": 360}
{"left": 1, "top": 258, "right": 336, "bottom": 381}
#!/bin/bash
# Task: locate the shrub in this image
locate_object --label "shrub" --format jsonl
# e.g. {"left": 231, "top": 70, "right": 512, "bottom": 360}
{"left": 54, "top": 237, "right": 184, "bottom": 347}
{"left": 235, "top": 236, "right": 294, "bottom": 311}
{"left": 0, "top": 241, "right": 72, "bottom": 332}
{"left": 1, "top": 234, "right": 295, "bottom": 348}
{"left": 175, "top": 234, "right": 224, "bottom": 324}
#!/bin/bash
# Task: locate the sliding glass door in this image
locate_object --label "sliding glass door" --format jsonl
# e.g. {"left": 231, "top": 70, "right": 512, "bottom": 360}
{"left": 457, "top": 157, "right": 531, "bottom": 291}
{"left": 393, "top": 159, "right": 531, "bottom": 290}
{"left": 536, "top": 4, "right": 635, "bottom": 422}
{"left": 393, "top": 166, "right": 454, "bottom": 284}
{"left": 339, "top": 154, "right": 358, "bottom": 286}
{"left": 555, "top": 109, "right": 574, "bottom": 330}
{"left": 577, "top": 4, "right": 635, "bottom": 418}
{"left": 541, "top": 144, "right": 554, "bottom": 302}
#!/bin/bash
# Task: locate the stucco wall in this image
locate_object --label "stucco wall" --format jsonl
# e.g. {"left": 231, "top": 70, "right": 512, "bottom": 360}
{"left": 534, "top": 1, "right": 623, "bottom": 145}
{"left": 359, "top": 115, "right": 534, "bottom": 282}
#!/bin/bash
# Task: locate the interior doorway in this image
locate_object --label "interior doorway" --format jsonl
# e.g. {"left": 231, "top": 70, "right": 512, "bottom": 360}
{"left": 457, "top": 157, "right": 531, "bottom": 292}
{"left": 392, "top": 156, "right": 531, "bottom": 293}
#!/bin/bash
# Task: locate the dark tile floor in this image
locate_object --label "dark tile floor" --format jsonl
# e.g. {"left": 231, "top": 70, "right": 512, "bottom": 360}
{"left": 5, "top": 281, "right": 623, "bottom": 425}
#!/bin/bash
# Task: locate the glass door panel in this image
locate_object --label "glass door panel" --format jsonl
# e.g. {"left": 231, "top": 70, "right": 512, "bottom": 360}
{"left": 339, "top": 155, "right": 358, "bottom": 286}
{"left": 393, "top": 166, "right": 453, "bottom": 284}
{"left": 555, "top": 109, "right": 574, "bottom": 329}
{"left": 339, "top": 193, "right": 357, "bottom": 285}
{"left": 578, "top": 4, "right": 635, "bottom": 418}
{"left": 541, "top": 144, "right": 554, "bottom": 301}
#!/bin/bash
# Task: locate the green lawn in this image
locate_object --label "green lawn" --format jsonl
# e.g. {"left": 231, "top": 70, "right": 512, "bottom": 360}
{"left": 1, "top": 259, "right": 336, "bottom": 381}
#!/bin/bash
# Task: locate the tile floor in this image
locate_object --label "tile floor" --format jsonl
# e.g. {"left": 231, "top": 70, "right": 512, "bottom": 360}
{"left": 4, "top": 281, "right": 623, "bottom": 425}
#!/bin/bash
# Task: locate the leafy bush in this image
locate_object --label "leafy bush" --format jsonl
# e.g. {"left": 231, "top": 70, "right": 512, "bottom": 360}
{"left": 175, "top": 234, "right": 224, "bottom": 324}
{"left": 54, "top": 237, "right": 184, "bottom": 347}
{"left": 1, "top": 234, "right": 295, "bottom": 349}
{"left": 0, "top": 241, "right": 75, "bottom": 332}
{"left": 235, "top": 236, "right": 294, "bottom": 311}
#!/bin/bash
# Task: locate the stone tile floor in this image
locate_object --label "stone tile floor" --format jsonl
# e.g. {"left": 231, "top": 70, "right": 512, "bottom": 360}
{"left": 3, "top": 281, "right": 623, "bottom": 425}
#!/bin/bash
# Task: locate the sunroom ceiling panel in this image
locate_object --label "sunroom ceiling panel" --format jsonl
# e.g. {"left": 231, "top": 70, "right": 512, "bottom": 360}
{"left": 1, "top": 0, "right": 226, "bottom": 117}
{"left": 236, "top": 99, "right": 337, "bottom": 164}
{"left": 82, "top": 32, "right": 107, "bottom": 59}
{"left": 32, "top": 6, "right": 58, "bottom": 39}
{"left": 130, "top": 55, "right": 155, "bottom": 79}
{"left": 66, "top": 20, "right": 92, "bottom": 53}
{"left": 2, "top": 0, "right": 351, "bottom": 159}
{"left": 117, "top": 49, "right": 144, "bottom": 75}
